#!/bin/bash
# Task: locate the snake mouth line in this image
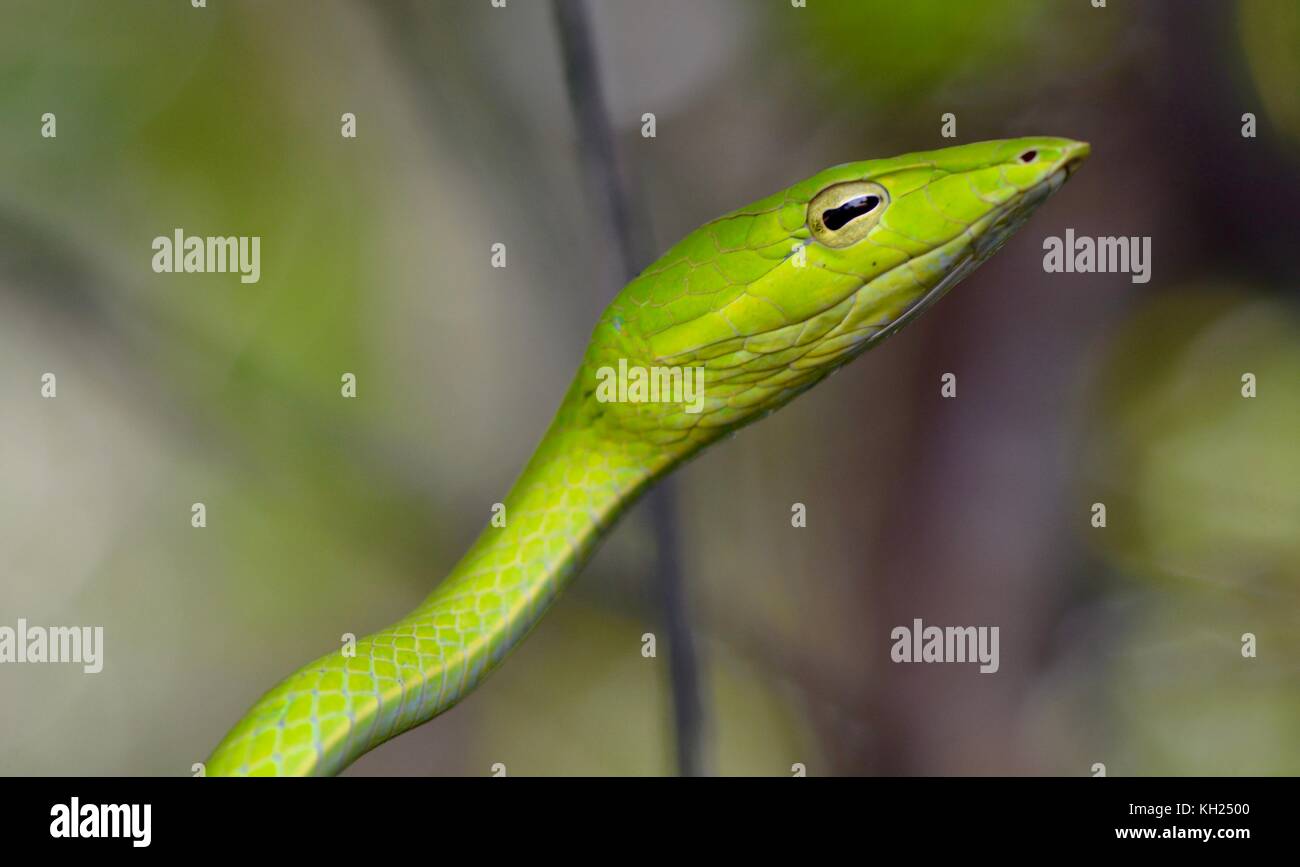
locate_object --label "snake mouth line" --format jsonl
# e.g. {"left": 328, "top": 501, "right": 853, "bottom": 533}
{"left": 861, "top": 153, "right": 1083, "bottom": 307}
{"left": 1060, "top": 141, "right": 1092, "bottom": 177}
{"left": 652, "top": 149, "right": 1088, "bottom": 367}
{"left": 656, "top": 165, "right": 1077, "bottom": 368}
{"left": 853, "top": 162, "right": 1079, "bottom": 349}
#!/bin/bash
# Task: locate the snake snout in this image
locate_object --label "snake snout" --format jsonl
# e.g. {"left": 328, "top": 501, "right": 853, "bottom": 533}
{"left": 1060, "top": 140, "right": 1091, "bottom": 177}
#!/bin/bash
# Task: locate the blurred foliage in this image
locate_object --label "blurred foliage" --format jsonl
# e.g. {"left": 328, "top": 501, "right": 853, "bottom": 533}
{"left": 472, "top": 605, "right": 821, "bottom": 776}
{"left": 1081, "top": 289, "right": 1300, "bottom": 774}
{"left": 1239, "top": 0, "right": 1300, "bottom": 145}
{"left": 1, "top": 0, "right": 1297, "bottom": 776}
{"left": 1083, "top": 291, "right": 1300, "bottom": 591}
{"left": 777, "top": 0, "right": 1123, "bottom": 117}
{"left": 1112, "top": 598, "right": 1300, "bottom": 774}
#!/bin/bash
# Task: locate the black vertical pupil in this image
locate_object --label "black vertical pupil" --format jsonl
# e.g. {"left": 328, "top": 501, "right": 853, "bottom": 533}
{"left": 822, "top": 195, "right": 880, "bottom": 231}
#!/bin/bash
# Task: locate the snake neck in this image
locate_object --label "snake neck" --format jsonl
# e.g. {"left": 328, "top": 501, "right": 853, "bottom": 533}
{"left": 205, "top": 375, "right": 690, "bottom": 776}
{"left": 424, "top": 396, "right": 671, "bottom": 625}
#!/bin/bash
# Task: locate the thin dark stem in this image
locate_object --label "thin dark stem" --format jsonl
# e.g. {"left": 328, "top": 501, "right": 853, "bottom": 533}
{"left": 550, "top": 0, "right": 707, "bottom": 777}
{"left": 550, "top": 0, "right": 641, "bottom": 280}
{"left": 644, "top": 477, "right": 706, "bottom": 776}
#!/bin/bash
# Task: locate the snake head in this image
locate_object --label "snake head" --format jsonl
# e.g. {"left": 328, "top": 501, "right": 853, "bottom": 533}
{"left": 584, "top": 137, "right": 1089, "bottom": 448}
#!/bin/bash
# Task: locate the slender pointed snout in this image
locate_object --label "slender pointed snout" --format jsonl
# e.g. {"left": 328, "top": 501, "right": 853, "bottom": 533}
{"left": 1059, "top": 139, "right": 1091, "bottom": 177}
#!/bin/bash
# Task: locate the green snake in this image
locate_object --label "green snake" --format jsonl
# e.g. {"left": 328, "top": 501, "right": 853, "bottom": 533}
{"left": 207, "top": 137, "right": 1089, "bottom": 776}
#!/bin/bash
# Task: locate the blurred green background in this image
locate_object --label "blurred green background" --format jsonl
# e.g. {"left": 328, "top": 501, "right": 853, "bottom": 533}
{"left": 1, "top": 0, "right": 1296, "bottom": 776}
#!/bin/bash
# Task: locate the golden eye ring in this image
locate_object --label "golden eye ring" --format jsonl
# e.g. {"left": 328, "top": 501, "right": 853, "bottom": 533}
{"left": 807, "top": 181, "right": 889, "bottom": 248}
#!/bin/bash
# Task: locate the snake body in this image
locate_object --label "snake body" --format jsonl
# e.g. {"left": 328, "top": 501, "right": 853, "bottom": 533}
{"left": 207, "top": 137, "right": 1089, "bottom": 775}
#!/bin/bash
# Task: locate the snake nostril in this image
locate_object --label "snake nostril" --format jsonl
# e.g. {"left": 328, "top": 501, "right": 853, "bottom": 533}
{"left": 1019, "top": 150, "right": 1038, "bottom": 163}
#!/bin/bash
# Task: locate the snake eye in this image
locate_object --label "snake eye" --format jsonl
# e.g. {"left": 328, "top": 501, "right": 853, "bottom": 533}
{"left": 807, "top": 181, "right": 889, "bottom": 248}
{"left": 1019, "top": 149, "right": 1038, "bottom": 163}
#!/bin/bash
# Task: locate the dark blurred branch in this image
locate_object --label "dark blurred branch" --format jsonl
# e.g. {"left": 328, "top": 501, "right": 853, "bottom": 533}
{"left": 550, "top": 0, "right": 707, "bottom": 777}
{"left": 550, "top": 0, "right": 641, "bottom": 283}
